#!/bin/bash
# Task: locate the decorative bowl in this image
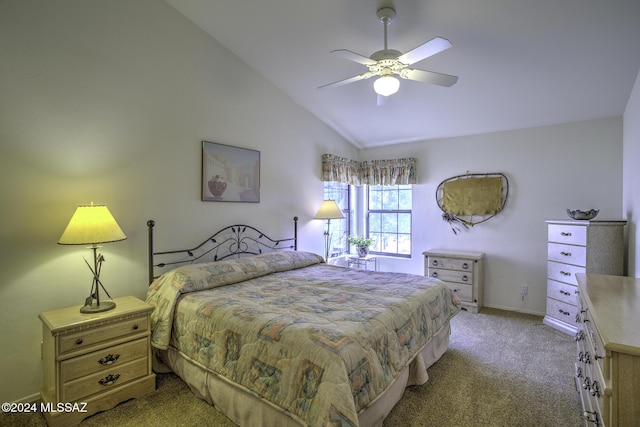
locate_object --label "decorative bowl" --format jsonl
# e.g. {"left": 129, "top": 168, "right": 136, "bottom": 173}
{"left": 566, "top": 209, "right": 599, "bottom": 220}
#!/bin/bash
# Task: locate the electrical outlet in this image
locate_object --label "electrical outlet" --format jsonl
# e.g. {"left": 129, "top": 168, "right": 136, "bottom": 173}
{"left": 520, "top": 285, "right": 528, "bottom": 295}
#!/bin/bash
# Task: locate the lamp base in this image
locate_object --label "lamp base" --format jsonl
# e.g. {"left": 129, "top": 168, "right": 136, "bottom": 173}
{"left": 80, "top": 300, "right": 116, "bottom": 313}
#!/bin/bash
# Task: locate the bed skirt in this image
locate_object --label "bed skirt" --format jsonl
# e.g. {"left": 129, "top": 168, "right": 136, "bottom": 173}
{"left": 153, "top": 321, "right": 452, "bottom": 427}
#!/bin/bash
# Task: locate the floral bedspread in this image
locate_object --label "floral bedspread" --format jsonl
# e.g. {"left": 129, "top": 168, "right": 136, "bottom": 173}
{"left": 146, "top": 251, "right": 459, "bottom": 426}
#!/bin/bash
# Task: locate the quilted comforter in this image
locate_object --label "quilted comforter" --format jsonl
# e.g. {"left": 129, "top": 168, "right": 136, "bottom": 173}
{"left": 146, "top": 251, "right": 459, "bottom": 426}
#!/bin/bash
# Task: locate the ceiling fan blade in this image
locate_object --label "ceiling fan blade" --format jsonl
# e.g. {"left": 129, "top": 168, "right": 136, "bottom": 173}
{"left": 401, "top": 68, "right": 458, "bottom": 87}
{"left": 331, "top": 49, "right": 376, "bottom": 66}
{"left": 397, "top": 37, "right": 452, "bottom": 65}
{"left": 318, "top": 72, "right": 373, "bottom": 90}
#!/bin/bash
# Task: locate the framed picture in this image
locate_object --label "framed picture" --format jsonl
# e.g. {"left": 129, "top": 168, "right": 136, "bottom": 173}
{"left": 202, "top": 141, "right": 260, "bottom": 202}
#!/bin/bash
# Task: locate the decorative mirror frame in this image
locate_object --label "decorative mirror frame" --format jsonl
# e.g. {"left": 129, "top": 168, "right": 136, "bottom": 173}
{"left": 436, "top": 172, "right": 509, "bottom": 234}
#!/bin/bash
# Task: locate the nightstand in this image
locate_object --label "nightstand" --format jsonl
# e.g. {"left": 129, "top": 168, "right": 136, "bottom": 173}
{"left": 348, "top": 254, "right": 378, "bottom": 270}
{"left": 423, "top": 249, "right": 484, "bottom": 313}
{"left": 39, "top": 296, "right": 156, "bottom": 426}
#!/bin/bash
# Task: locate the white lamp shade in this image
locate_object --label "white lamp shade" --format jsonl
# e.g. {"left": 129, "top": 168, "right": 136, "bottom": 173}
{"left": 314, "top": 200, "right": 345, "bottom": 220}
{"left": 373, "top": 75, "right": 400, "bottom": 96}
{"left": 58, "top": 204, "right": 127, "bottom": 245}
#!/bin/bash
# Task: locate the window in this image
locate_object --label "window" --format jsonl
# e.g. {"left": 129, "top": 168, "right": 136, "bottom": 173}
{"left": 323, "top": 182, "right": 350, "bottom": 258}
{"left": 367, "top": 185, "right": 412, "bottom": 257}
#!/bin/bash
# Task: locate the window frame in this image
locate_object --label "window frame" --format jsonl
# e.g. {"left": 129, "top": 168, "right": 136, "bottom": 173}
{"left": 366, "top": 184, "right": 412, "bottom": 258}
{"left": 322, "top": 182, "right": 351, "bottom": 258}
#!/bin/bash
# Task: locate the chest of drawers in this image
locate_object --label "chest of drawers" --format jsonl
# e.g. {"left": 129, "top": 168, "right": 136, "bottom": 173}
{"left": 543, "top": 220, "right": 625, "bottom": 335}
{"left": 575, "top": 273, "right": 640, "bottom": 426}
{"left": 39, "top": 296, "right": 156, "bottom": 426}
{"left": 423, "top": 249, "right": 484, "bottom": 313}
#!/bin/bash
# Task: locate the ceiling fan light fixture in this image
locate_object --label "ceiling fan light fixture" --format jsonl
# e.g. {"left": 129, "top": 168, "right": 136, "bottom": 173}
{"left": 374, "top": 75, "right": 400, "bottom": 96}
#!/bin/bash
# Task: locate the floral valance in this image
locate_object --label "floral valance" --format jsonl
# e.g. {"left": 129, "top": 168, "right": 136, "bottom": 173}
{"left": 322, "top": 154, "right": 417, "bottom": 186}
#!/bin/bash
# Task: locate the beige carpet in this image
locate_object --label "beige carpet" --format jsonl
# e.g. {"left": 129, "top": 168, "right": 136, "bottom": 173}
{"left": 2, "top": 308, "right": 582, "bottom": 427}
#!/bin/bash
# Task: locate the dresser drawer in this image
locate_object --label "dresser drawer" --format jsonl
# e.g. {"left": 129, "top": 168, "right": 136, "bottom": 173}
{"left": 546, "top": 280, "right": 577, "bottom": 306}
{"left": 545, "top": 297, "right": 578, "bottom": 324}
{"left": 427, "top": 256, "right": 474, "bottom": 272}
{"left": 442, "top": 282, "right": 473, "bottom": 302}
{"left": 60, "top": 338, "right": 148, "bottom": 382}
{"left": 59, "top": 315, "right": 148, "bottom": 356}
{"left": 547, "top": 243, "right": 586, "bottom": 267}
{"left": 548, "top": 224, "right": 587, "bottom": 246}
{"left": 547, "top": 261, "right": 585, "bottom": 285}
{"left": 62, "top": 357, "right": 148, "bottom": 402}
{"left": 428, "top": 268, "right": 474, "bottom": 285}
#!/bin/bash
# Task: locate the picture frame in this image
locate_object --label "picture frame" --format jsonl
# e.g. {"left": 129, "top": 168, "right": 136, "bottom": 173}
{"left": 202, "top": 141, "right": 260, "bottom": 202}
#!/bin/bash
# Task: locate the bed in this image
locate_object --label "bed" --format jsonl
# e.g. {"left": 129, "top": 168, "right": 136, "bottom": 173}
{"left": 145, "top": 218, "right": 460, "bottom": 426}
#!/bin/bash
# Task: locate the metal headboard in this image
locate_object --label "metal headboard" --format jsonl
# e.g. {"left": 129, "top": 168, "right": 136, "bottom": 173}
{"left": 147, "top": 216, "right": 298, "bottom": 284}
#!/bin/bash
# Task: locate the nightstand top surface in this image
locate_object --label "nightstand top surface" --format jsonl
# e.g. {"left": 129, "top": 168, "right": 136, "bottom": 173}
{"left": 423, "top": 249, "right": 484, "bottom": 259}
{"left": 39, "top": 296, "right": 153, "bottom": 332}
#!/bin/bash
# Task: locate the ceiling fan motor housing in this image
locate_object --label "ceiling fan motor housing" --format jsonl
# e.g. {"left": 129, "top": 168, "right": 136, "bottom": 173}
{"left": 377, "top": 7, "right": 396, "bottom": 23}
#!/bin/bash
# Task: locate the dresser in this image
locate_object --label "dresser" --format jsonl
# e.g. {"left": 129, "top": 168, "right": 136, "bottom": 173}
{"left": 543, "top": 220, "right": 625, "bottom": 335}
{"left": 575, "top": 273, "right": 640, "bottom": 427}
{"left": 39, "top": 296, "right": 156, "bottom": 426}
{"left": 423, "top": 249, "right": 484, "bottom": 313}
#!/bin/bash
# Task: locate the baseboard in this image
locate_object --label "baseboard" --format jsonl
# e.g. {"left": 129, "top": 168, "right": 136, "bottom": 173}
{"left": 481, "top": 303, "right": 544, "bottom": 317}
{"left": 12, "top": 393, "right": 41, "bottom": 404}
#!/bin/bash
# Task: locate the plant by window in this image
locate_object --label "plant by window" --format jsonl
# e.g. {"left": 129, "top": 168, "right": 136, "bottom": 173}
{"left": 348, "top": 235, "right": 375, "bottom": 248}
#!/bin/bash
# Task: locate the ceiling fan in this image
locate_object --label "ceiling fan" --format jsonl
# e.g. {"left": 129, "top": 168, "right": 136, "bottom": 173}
{"left": 319, "top": 6, "right": 458, "bottom": 102}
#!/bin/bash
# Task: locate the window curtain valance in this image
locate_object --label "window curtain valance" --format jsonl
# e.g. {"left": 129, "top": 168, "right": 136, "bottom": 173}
{"left": 322, "top": 154, "right": 417, "bottom": 186}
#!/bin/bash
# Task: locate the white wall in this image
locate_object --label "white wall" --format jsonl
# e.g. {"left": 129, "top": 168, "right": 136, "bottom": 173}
{"left": 360, "top": 117, "right": 624, "bottom": 314}
{"left": 623, "top": 69, "right": 640, "bottom": 276}
{"left": 0, "top": 0, "right": 356, "bottom": 403}
{"left": 0, "top": 0, "right": 632, "bottom": 406}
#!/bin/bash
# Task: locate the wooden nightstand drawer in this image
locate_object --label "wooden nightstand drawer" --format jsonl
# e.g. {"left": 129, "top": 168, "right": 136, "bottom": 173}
{"left": 62, "top": 357, "right": 148, "bottom": 402}
{"left": 428, "top": 268, "right": 474, "bottom": 285}
{"left": 61, "top": 338, "right": 148, "bottom": 382}
{"left": 443, "top": 282, "right": 473, "bottom": 302}
{"left": 427, "top": 256, "right": 474, "bottom": 272}
{"left": 59, "top": 315, "right": 148, "bottom": 356}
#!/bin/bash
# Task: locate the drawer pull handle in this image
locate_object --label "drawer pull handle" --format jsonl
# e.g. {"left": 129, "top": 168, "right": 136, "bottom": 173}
{"left": 558, "top": 309, "right": 570, "bottom": 316}
{"left": 432, "top": 260, "right": 438, "bottom": 266}
{"left": 560, "top": 271, "right": 571, "bottom": 276}
{"left": 462, "top": 262, "right": 469, "bottom": 269}
{"left": 591, "top": 380, "right": 601, "bottom": 397}
{"left": 98, "top": 373, "right": 120, "bottom": 387}
{"left": 560, "top": 232, "right": 572, "bottom": 237}
{"left": 578, "top": 351, "right": 592, "bottom": 364}
{"left": 560, "top": 251, "right": 572, "bottom": 257}
{"left": 574, "top": 330, "right": 585, "bottom": 342}
{"left": 581, "top": 411, "right": 599, "bottom": 425}
{"left": 98, "top": 353, "right": 120, "bottom": 365}
{"left": 461, "top": 275, "right": 469, "bottom": 282}
{"left": 75, "top": 338, "right": 83, "bottom": 345}
{"left": 559, "top": 290, "right": 571, "bottom": 296}
{"left": 132, "top": 324, "right": 139, "bottom": 330}
{"left": 431, "top": 272, "right": 438, "bottom": 278}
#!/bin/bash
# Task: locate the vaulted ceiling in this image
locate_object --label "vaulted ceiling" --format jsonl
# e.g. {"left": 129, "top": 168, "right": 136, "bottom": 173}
{"left": 166, "top": 0, "right": 640, "bottom": 148}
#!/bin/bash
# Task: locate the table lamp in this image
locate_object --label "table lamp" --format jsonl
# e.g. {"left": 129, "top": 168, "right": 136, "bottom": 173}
{"left": 58, "top": 203, "right": 127, "bottom": 313}
{"left": 313, "top": 200, "right": 345, "bottom": 261}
